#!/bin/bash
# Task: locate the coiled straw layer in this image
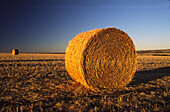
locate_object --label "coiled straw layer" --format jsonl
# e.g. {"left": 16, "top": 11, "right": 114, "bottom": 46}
{"left": 65, "top": 27, "right": 137, "bottom": 92}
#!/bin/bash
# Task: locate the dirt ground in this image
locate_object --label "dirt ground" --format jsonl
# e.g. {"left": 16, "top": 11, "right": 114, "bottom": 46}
{"left": 0, "top": 53, "right": 169, "bottom": 112}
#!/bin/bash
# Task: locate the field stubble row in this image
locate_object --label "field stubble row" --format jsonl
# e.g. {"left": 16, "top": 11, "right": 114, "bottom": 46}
{"left": 0, "top": 53, "right": 169, "bottom": 111}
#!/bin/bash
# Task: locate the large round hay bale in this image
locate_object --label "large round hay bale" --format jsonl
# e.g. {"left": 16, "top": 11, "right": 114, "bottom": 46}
{"left": 65, "top": 27, "right": 137, "bottom": 92}
{"left": 12, "top": 49, "right": 19, "bottom": 55}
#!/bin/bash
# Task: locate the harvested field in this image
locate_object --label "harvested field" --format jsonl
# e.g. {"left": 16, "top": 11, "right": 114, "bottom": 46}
{"left": 0, "top": 53, "right": 170, "bottom": 111}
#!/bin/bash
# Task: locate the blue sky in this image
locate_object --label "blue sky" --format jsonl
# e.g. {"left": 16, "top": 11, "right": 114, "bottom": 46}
{"left": 0, "top": 0, "right": 170, "bottom": 53}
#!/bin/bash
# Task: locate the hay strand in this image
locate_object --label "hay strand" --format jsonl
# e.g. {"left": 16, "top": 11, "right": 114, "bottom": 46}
{"left": 65, "top": 27, "right": 137, "bottom": 92}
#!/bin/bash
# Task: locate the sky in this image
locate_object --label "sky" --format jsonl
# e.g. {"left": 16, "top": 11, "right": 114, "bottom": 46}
{"left": 0, "top": 0, "right": 170, "bottom": 53}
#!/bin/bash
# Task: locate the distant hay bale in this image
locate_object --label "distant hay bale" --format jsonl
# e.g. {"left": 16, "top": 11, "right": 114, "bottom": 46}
{"left": 12, "top": 49, "right": 19, "bottom": 55}
{"left": 65, "top": 27, "right": 137, "bottom": 92}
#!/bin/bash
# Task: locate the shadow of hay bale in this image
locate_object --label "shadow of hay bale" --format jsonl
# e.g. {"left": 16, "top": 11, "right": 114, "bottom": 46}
{"left": 128, "top": 67, "right": 170, "bottom": 86}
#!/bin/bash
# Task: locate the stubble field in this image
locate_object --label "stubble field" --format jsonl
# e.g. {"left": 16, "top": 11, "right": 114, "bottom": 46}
{"left": 0, "top": 53, "right": 170, "bottom": 111}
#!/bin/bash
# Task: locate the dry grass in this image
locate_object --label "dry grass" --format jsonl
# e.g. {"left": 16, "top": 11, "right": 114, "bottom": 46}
{"left": 138, "top": 53, "right": 170, "bottom": 56}
{"left": 0, "top": 53, "right": 169, "bottom": 111}
{"left": 66, "top": 27, "right": 137, "bottom": 92}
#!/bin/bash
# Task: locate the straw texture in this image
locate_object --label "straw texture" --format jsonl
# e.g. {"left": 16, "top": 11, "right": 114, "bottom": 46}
{"left": 65, "top": 27, "right": 137, "bottom": 92}
{"left": 12, "top": 49, "right": 19, "bottom": 55}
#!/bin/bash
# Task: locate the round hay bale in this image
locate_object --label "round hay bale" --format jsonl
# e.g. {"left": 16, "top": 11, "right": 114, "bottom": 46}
{"left": 12, "top": 49, "right": 19, "bottom": 55}
{"left": 65, "top": 27, "right": 137, "bottom": 92}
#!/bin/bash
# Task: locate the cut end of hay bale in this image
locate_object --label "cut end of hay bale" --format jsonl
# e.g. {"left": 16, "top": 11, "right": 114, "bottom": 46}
{"left": 12, "top": 49, "right": 19, "bottom": 55}
{"left": 65, "top": 27, "right": 137, "bottom": 92}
